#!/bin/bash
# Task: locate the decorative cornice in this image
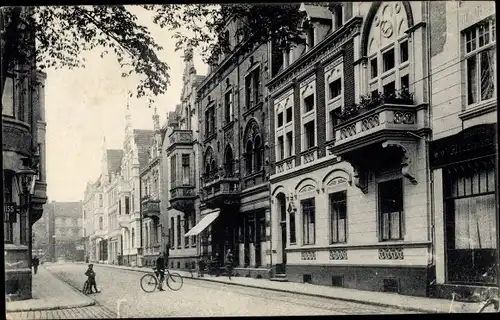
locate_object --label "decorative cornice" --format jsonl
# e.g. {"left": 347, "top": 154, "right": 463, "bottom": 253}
{"left": 268, "top": 17, "right": 362, "bottom": 93}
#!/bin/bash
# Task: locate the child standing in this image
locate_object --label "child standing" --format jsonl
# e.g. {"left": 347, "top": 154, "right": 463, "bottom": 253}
{"left": 85, "top": 264, "right": 100, "bottom": 293}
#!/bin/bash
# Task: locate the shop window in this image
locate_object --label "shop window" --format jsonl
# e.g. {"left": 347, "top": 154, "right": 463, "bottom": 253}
{"left": 378, "top": 179, "right": 404, "bottom": 241}
{"left": 444, "top": 160, "right": 497, "bottom": 284}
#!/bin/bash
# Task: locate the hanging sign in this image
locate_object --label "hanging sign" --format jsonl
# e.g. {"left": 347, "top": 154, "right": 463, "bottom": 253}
{"left": 4, "top": 202, "right": 18, "bottom": 223}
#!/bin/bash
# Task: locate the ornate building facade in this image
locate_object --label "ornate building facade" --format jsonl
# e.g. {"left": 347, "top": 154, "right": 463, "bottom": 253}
{"left": 192, "top": 15, "right": 276, "bottom": 278}
{"left": 140, "top": 108, "right": 163, "bottom": 266}
{"left": 3, "top": 7, "right": 48, "bottom": 299}
{"left": 163, "top": 49, "right": 205, "bottom": 269}
{"left": 268, "top": 2, "right": 433, "bottom": 296}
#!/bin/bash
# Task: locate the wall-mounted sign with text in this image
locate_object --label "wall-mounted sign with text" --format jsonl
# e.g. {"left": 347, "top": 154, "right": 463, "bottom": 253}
{"left": 4, "top": 202, "right": 18, "bottom": 223}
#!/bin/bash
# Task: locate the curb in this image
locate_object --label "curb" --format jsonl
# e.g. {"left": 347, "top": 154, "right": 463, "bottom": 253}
{"left": 6, "top": 268, "right": 96, "bottom": 312}
{"left": 95, "top": 264, "right": 437, "bottom": 314}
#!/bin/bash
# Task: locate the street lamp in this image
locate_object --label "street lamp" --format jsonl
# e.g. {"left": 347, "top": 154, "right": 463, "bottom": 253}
{"left": 15, "top": 158, "right": 36, "bottom": 268}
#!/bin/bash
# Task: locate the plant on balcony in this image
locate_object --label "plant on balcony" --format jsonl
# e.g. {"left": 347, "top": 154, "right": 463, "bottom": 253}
{"left": 334, "top": 103, "right": 361, "bottom": 121}
{"left": 382, "top": 87, "right": 414, "bottom": 105}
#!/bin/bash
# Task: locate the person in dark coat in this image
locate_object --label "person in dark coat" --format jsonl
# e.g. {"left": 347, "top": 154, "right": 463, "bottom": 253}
{"left": 198, "top": 256, "right": 206, "bottom": 277}
{"left": 85, "top": 264, "right": 100, "bottom": 293}
{"left": 32, "top": 256, "right": 39, "bottom": 274}
{"left": 225, "top": 249, "right": 234, "bottom": 280}
{"left": 156, "top": 252, "right": 166, "bottom": 291}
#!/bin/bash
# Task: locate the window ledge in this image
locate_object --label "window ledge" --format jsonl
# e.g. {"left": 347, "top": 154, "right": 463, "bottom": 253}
{"left": 243, "top": 101, "right": 264, "bottom": 118}
{"left": 222, "top": 120, "right": 235, "bottom": 131}
{"left": 458, "top": 99, "right": 497, "bottom": 121}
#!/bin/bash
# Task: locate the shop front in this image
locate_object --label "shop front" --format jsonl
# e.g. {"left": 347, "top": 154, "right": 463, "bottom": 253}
{"left": 430, "top": 123, "right": 499, "bottom": 299}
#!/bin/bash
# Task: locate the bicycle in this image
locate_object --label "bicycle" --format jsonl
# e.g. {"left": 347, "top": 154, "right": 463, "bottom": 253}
{"left": 448, "top": 291, "right": 499, "bottom": 313}
{"left": 140, "top": 268, "right": 184, "bottom": 292}
{"left": 82, "top": 280, "right": 91, "bottom": 295}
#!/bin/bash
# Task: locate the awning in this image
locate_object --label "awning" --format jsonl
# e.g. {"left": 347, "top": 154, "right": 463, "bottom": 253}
{"left": 184, "top": 210, "right": 220, "bottom": 237}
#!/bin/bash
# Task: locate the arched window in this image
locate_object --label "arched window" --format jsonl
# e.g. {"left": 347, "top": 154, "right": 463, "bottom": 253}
{"left": 210, "top": 159, "right": 216, "bottom": 173}
{"left": 246, "top": 141, "right": 253, "bottom": 174}
{"left": 254, "top": 135, "right": 263, "bottom": 171}
{"left": 366, "top": 3, "right": 410, "bottom": 98}
{"left": 225, "top": 146, "right": 234, "bottom": 176}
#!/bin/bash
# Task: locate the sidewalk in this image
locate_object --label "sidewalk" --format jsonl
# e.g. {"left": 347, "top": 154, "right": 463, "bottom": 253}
{"left": 5, "top": 265, "right": 95, "bottom": 312}
{"left": 92, "top": 262, "right": 479, "bottom": 314}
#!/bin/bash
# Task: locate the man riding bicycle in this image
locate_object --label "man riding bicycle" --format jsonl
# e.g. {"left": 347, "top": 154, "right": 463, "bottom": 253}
{"left": 155, "top": 252, "right": 166, "bottom": 291}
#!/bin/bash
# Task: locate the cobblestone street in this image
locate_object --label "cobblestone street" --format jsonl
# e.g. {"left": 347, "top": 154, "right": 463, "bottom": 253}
{"left": 45, "top": 263, "right": 416, "bottom": 317}
{"left": 6, "top": 305, "right": 116, "bottom": 320}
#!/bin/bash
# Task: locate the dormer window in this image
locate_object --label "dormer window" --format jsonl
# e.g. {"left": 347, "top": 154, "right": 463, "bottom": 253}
{"left": 331, "top": 4, "right": 343, "bottom": 30}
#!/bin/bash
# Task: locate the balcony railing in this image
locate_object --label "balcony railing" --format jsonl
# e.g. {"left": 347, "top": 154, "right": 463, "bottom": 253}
{"left": 141, "top": 197, "right": 161, "bottom": 219}
{"left": 200, "top": 169, "right": 240, "bottom": 208}
{"left": 301, "top": 147, "right": 318, "bottom": 165}
{"left": 169, "top": 129, "right": 193, "bottom": 145}
{"left": 275, "top": 156, "right": 295, "bottom": 174}
{"left": 170, "top": 185, "right": 196, "bottom": 199}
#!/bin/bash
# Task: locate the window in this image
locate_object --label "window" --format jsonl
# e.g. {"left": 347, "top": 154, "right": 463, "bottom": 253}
{"left": 245, "top": 67, "right": 261, "bottom": 108}
{"left": 224, "top": 91, "right": 233, "bottom": 124}
{"left": 131, "top": 228, "right": 135, "bottom": 248}
{"left": 171, "top": 154, "right": 177, "bottom": 185}
{"left": 378, "top": 179, "right": 404, "bottom": 241}
{"left": 286, "top": 107, "right": 292, "bottom": 123}
{"left": 444, "top": 161, "right": 497, "bottom": 284}
{"left": 99, "top": 194, "right": 103, "bottom": 207}
{"left": 125, "top": 196, "right": 130, "bottom": 215}
{"left": 383, "top": 81, "right": 396, "bottom": 96}
{"left": 286, "top": 131, "right": 293, "bottom": 158}
{"left": 119, "top": 199, "right": 122, "bottom": 215}
{"left": 225, "top": 147, "right": 234, "bottom": 176}
{"left": 304, "top": 120, "right": 315, "bottom": 149}
{"left": 182, "top": 154, "right": 190, "bottom": 185}
{"left": 99, "top": 217, "right": 103, "bottom": 230}
{"left": 465, "top": 18, "right": 496, "bottom": 106}
{"left": 332, "top": 4, "right": 343, "bottom": 30}
{"left": 400, "top": 40, "right": 408, "bottom": 63}
{"left": 277, "top": 136, "right": 284, "bottom": 160}
{"left": 329, "top": 110, "right": 339, "bottom": 139}
{"left": 330, "top": 191, "right": 347, "bottom": 243}
{"left": 304, "top": 94, "right": 314, "bottom": 113}
{"left": 205, "top": 105, "right": 215, "bottom": 136}
{"left": 170, "top": 217, "right": 175, "bottom": 249}
{"left": 329, "top": 78, "right": 342, "bottom": 100}
{"left": 254, "top": 136, "right": 263, "bottom": 171}
{"left": 245, "top": 141, "right": 253, "bottom": 174}
{"left": 277, "top": 112, "right": 284, "bottom": 128}
{"left": 383, "top": 48, "right": 395, "bottom": 72}
{"left": 176, "top": 215, "right": 181, "bottom": 248}
{"left": 302, "top": 198, "right": 315, "bottom": 245}
{"left": 401, "top": 74, "right": 409, "bottom": 89}
{"left": 370, "top": 58, "right": 378, "bottom": 79}
{"left": 2, "top": 76, "right": 15, "bottom": 117}
{"left": 307, "top": 24, "right": 315, "bottom": 48}
{"left": 289, "top": 211, "right": 296, "bottom": 244}
{"left": 37, "top": 144, "right": 43, "bottom": 181}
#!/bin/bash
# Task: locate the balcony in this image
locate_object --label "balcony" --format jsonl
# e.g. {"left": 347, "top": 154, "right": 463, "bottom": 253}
{"left": 200, "top": 168, "right": 240, "bottom": 209}
{"left": 141, "top": 197, "right": 161, "bottom": 221}
{"left": 166, "top": 130, "right": 193, "bottom": 154}
{"left": 169, "top": 185, "right": 196, "bottom": 213}
{"left": 328, "top": 89, "right": 428, "bottom": 193}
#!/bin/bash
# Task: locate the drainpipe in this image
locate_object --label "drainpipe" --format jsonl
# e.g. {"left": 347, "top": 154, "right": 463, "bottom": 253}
{"left": 425, "top": 1, "right": 436, "bottom": 294}
{"left": 139, "top": 178, "right": 143, "bottom": 264}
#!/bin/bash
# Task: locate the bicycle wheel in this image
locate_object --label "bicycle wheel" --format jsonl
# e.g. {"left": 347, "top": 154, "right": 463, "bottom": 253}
{"left": 478, "top": 299, "right": 499, "bottom": 313}
{"left": 140, "top": 274, "right": 158, "bottom": 293}
{"left": 166, "top": 273, "right": 183, "bottom": 291}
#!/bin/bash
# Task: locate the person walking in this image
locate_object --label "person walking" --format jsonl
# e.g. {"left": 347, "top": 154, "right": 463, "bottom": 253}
{"left": 156, "top": 252, "right": 166, "bottom": 291}
{"left": 32, "top": 256, "right": 39, "bottom": 274}
{"left": 198, "top": 256, "right": 206, "bottom": 277}
{"left": 225, "top": 249, "right": 234, "bottom": 280}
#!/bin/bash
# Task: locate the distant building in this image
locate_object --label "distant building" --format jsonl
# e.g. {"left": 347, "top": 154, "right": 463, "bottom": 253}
{"left": 43, "top": 201, "right": 84, "bottom": 261}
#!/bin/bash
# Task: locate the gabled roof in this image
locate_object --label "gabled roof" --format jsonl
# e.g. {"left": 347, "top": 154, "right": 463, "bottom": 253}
{"left": 133, "top": 129, "right": 154, "bottom": 170}
{"left": 107, "top": 149, "right": 123, "bottom": 174}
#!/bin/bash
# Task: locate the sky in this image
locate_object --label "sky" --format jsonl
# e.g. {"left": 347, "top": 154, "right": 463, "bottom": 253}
{"left": 44, "top": 6, "right": 208, "bottom": 202}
